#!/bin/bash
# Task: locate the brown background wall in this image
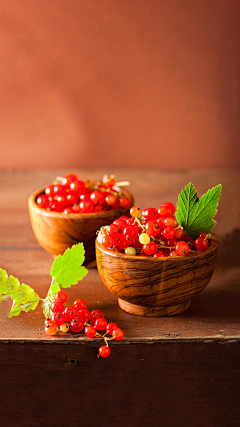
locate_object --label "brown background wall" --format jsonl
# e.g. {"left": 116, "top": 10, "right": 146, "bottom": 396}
{"left": 0, "top": 0, "right": 239, "bottom": 170}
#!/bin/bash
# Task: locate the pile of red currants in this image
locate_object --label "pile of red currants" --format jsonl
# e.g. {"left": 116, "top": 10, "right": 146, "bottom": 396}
{"left": 97, "top": 202, "right": 211, "bottom": 257}
{"left": 36, "top": 173, "right": 130, "bottom": 214}
{"left": 45, "top": 290, "right": 124, "bottom": 358}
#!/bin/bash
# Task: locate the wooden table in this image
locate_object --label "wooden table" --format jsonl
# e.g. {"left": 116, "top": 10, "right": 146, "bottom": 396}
{"left": 0, "top": 169, "right": 239, "bottom": 427}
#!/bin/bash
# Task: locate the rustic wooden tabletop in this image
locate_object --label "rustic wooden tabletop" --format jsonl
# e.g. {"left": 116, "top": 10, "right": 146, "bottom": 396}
{"left": 0, "top": 169, "right": 239, "bottom": 427}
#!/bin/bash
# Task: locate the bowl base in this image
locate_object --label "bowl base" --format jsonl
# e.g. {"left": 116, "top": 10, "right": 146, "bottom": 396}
{"left": 118, "top": 298, "right": 191, "bottom": 317}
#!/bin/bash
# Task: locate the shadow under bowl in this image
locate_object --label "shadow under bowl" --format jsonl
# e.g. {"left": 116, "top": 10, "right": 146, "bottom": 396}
{"left": 95, "top": 237, "right": 218, "bottom": 316}
{"left": 28, "top": 187, "right": 134, "bottom": 265}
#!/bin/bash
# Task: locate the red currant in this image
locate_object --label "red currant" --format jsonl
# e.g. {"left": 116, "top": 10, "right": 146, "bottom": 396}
{"left": 105, "top": 194, "right": 117, "bottom": 206}
{"left": 99, "top": 345, "right": 111, "bottom": 358}
{"left": 142, "top": 242, "right": 157, "bottom": 255}
{"left": 73, "top": 299, "right": 87, "bottom": 310}
{"left": 123, "top": 225, "right": 138, "bottom": 242}
{"left": 79, "top": 200, "right": 94, "bottom": 213}
{"left": 175, "top": 241, "right": 190, "bottom": 256}
{"left": 95, "top": 318, "right": 107, "bottom": 331}
{"left": 142, "top": 208, "right": 158, "bottom": 220}
{"left": 164, "top": 217, "right": 175, "bottom": 227}
{"left": 70, "top": 318, "right": 84, "bottom": 333}
{"left": 163, "top": 226, "right": 176, "bottom": 239}
{"left": 153, "top": 251, "right": 167, "bottom": 258}
{"left": 113, "top": 219, "right": 127, "bottom": 229}
{"left": 85, "top": 326, "right": 96, "bottom": 338}
{"left": 62, "top": 174, "right": 78, "bottom": 186}
{"left": 36, "top": 195, "right": 50, "bottom": 209}
{"left": 45, "top": 323, "right": 57, "bottom": 336}
{"left": 161, "top": 202, "right": 175, "bottom": 215}
{"left": 70, "top": 180, "right": 85, "bottom": 193}
{"left": 55, "top": 291, "right": 68, "bottom": 304}
{"left": 158, "top": 206, "right": 172, "bottom": 218}
{"left": 107, "top": 224, "right": 121, "bottom": 238}
{"left": 112, "top": 328, "right": 124, "bottom": 340}
{"left": 169, "top": 250, "right": 179, "bottom": 257}
{"left": 78, "top": 309, "right": 91, "bottom": 322}
{"left": 60, "top": 322, "right": 70, "bottom": 333}
{"left": 90, "top": 190, "right": 105, "bottom": 205}
{"left": 119, "top": 197, "right": 130, "bottom": 209}
{"left": 45, "top": 185, "right": 54, "bottom": 196}
{"left": 194, "top": 237, "right": 209, "bottom": 251}
{"left": 145, "top": 220, "right": 160, "bottom": 236}
{"left": 175, "top": 228, "right": 185, "bottom": 239}
{"left": 130, "top": 206, "right": 141, "bottom": 218}
{"left": 51, "top": 312, "right": 65, "bottom": 326}
{"left": 51, "top": 302, "right": 65, "bottom": 313}
{"left": 102, "top": 235, "right": 117, "bottom": 248}
{"left": 64, "top": 306, "right": 77, "bottom": 322}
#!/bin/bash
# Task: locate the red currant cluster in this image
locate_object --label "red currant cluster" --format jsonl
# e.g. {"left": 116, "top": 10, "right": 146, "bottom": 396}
{"left": 36, "top": 173, "right": 130, "bottom": 214}
{"left": 97, "top": 202, "right": 211, "bottom": 257}
{"left": 44, "top": 291, "right": 124, "bottom": 358}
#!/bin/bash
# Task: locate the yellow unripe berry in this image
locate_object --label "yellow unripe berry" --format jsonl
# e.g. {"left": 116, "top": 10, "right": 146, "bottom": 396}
{"left": 139, "top": 233, "right": 150, "bottom": 244}
{"left": 130, "top": 206, "right": 141, "bottom": 218}
{"left": 60, "top": 322, "right": 70, "bottom": 333}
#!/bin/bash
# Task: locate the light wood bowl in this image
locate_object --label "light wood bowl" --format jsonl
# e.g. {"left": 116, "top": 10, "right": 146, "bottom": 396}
{"left": 96, "top": 237, "right": 218, "bottom": 316}
{"left": 28, "top": 187, "right": 134, "bottom": 265}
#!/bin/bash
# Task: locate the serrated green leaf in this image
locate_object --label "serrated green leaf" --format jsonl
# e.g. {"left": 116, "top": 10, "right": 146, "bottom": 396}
{"left": 175, "top": 183, "right": 199, "bottom": 231}
{"left": 176, "top": 183, "right": 222, "bottom": 239}
{"left": 50, "top": 243, "right": 88, "bottom": 288}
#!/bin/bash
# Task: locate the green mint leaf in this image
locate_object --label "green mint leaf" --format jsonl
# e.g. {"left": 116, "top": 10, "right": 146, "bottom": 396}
{"left": 176, "top": 183, "right": 222, "bottom": 239}
{"left": 0, "top": 268, "right": 39, "bottom": 317}
{"left": 50, "top": 243, "right": 88, "bottom": 288}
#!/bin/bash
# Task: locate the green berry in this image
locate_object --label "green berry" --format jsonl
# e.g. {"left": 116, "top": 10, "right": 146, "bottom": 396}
{"left": 124, "top": 247, "right": 137, "bottom": 256}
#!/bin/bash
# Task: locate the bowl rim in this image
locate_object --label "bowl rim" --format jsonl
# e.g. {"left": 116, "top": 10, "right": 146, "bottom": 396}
{"left": 96, "top": 236, "right": 218, "bottom": 262}
{"left": 28, "top": 186, "right": 134, "bottom": 220}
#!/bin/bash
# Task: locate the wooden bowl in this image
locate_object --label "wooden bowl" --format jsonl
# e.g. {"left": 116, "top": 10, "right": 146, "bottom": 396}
{"left": 96, "top": 237, "right": 218, "bottom": 316}
{"left": 28, "top": 187, "right": 134, "bottom": 265}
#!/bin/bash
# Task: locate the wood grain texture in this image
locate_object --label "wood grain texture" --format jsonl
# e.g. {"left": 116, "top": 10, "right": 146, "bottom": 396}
{"left": 28, "top": 186, "right": 133, "bottom": 264}
{"left": 96, "top": 238, "right": 218, "bottom": 316}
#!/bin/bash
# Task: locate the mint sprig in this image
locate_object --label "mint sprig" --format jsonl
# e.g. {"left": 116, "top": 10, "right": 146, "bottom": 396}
{"left": 176, "top": 183, "right": 222, "bottom": 239}
{"left": 0, "top": 243, "right": 88, "bottom": 318}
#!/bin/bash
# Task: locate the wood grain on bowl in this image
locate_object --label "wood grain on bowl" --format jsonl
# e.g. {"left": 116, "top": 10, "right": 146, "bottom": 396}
{"left": 96, "top": 237, "right": 218, "bottom": 316}
{"left": 28, "top": 187, "right": 133, "bottom": 265}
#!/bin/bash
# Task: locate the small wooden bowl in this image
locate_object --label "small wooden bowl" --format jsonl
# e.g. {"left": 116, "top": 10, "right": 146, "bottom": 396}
{"left": 96, "top": 237, "right": 218, "bottom": 316}
{"left": 28, "top": 187, "right": 134, "bottom": 265}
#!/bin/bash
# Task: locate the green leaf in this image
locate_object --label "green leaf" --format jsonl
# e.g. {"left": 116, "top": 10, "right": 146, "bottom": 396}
{"left": 42, "top": 281, "right": 61, "bottom": 318}
{"left": 50, "top": 243, "right": 88, "bottom": 288}
{"left": 0, "top": 267, "right": 39, "bottom": 317}
{"left": 176, "top": 183, "right": 222, "bottom": 239}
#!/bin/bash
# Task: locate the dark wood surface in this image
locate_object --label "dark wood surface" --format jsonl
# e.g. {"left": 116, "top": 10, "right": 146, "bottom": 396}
{"left": 0, "top": 169, "right": 240, "bottom": 427}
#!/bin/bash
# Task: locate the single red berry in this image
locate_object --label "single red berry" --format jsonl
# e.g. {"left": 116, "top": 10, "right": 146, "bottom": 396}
{"left": 195, "top": 237, "right": 209, "bottom": 251}
{"left": 169, "top": 250, "right": 179, "bottom": 257}
{"left": 36, "top": 195, "right": 50, "bottom": 209}
{"left": 142, "top": 242, "right": 157, "bottom": 255}
{"left": 62, "top": 173, "right": 78, "bottom": 186}
{"left": 155, "top": 217, "right": 165, "bottom": 230}
{"left": 158, "top": 206, "right": 172, "bottom": 218}
{"left": 95, "top": 318, "right": 108, "bottom": 331}
{"left": 102, "top": 235, "right": 117, "bottom": 248}
{"left": 107, "top": 224, "right": 121, "bottom": 238}
{"left": 123, "top": 225, "right": 138, "bottom": 242}
{"left": 198, "top": 232, "right": 209, "bottom": 239}
{"left": 161, "top": 202, "right": 175, "bottom": 215}
{"left": 85, "top": 326, "right": 96, "bottom": 338}
{"left": 70, "top": 180, "right": 85, "bottom": 194}
{"left": 66, "top": 193, "right": 79, "bottom": 205}
{"left": 164, "top": 217, "right": 175, "bottom": 227}
{"left": 145, "top": 220, "right": 160, "bottom": 237}
{"left": 45, "top": 185, "right": 55, "bottom": 196}
{"left": 51, "top": 312, "right": 65, "bottom": 326}
{"left": 51, "top": 301, "right": 65, "bottom": 313}
{"left": 55, "top": 291, "right": 68, "bottom": 304}
{"left": 116, "top": 235, "right": 129, "bottom": 249}
{"left": 153, "top": 251, "right": 167, "bottom": 258}
{"left": 90, "top": 190, "right": 105, "bottom": 205}
{"left": 175, "top": 241, "right": 190, "bottom": 256}
{"left": 113, "top": 219, "right": 127, "bottom": 230}
{"left": 70, "top": 318, "right": 85, "bottom": 333}
{"left": 64, "top": 306, "right": 77, "bottom": 322}
{"left": 142, "top": 208, "right": 158, "bottom": 220}
{"left": 45, "top": 323, "right": 57, "bottom": 336}
{"left": 112, "top": 328, "right": 124, "bottom": 340}
{"left": 119, "top": 197, "right": 130, "bottom": 209}
{"left": 105, "top": 194, "right": 117, "bottom": 206}
{"left": 73, "top": 299, "right": 87, "bottom": 310}
{"left": 106, "top": 322, "right": 118, "bottom": 335}
{"left": 78, "top": 309, "right": 91, "bottom": 322}
{"left": 79, "top": 200, "right": 94, "bottom": 213}
{"left": 163, "top": 226, "right": 176, "bottom": 240}
{"left": 99, "top": 345, "right": 111, "bottom": 358}
{"left": 175, "top": 228, "right": 185, "bottom": 240}
{"left": 90, "top": 310, "right": 103, "bottom": 326}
